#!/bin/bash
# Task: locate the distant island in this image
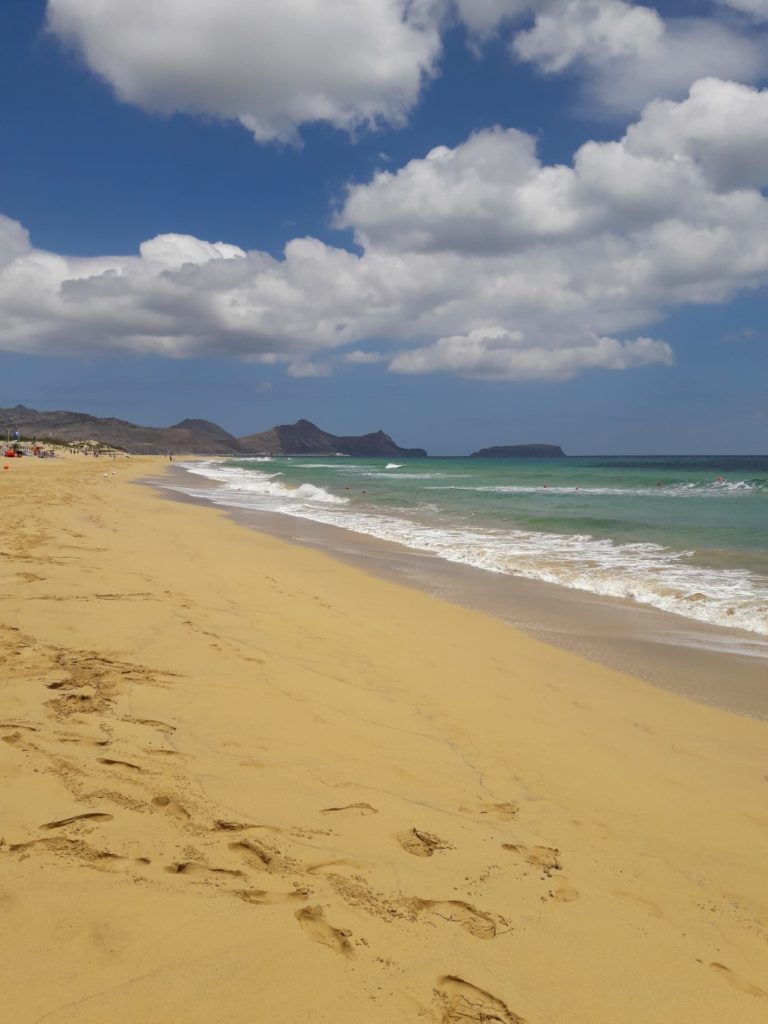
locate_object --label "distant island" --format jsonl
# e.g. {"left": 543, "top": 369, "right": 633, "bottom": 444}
{"left": 470, "top": 444, "right": 566, "bottom": 458}
{"left": 0, "top": 406, "right": 426, "bottom": 457}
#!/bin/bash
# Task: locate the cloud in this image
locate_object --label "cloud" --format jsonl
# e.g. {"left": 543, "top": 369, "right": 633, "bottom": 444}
{"left": 510, "top": 1, "right": 764, "bottom": 113}
{"left": 47, "top": 0, "right": 766, "bottom": 138}
{"left": 451, "top": 2, "right": 765, "bottom": 115}
{"left": 1, "top": 79, "right": 767, "bottom": 381}
{"left": 717, "top": 0, "right": 768, "bottom": 19}
{"left": 286, "top": 359, "right": 332, "bottom": 378}
{"left": 512, "top": 0, "right": 664, "bottom": 74}
{"left": 389, "top": 328, "right": 673, "bottom": 379}
{"left": 451, "top": 0, "right": 531, "bottom": 35}
{"left": 47, "top": 0, "right": 442, "bottom": 141}
{"left": 624, "top": 77, "right": 768, "bottom": 191}
{"left": 139, "top": 234, "right": 246, "bottom": 268}
{"left": 0, "top": 214, "right": 31, "bottom": 267}
{"left": 344, "top": 350, "right": 386, "bottom": 364}
{"left": 338, "top": 79, "right": 768, "bottom": 253}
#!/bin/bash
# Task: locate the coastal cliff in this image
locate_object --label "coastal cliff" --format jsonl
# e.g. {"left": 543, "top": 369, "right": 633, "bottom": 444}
{"left": 238, "top": 419, "right": 426, "bottom": 457}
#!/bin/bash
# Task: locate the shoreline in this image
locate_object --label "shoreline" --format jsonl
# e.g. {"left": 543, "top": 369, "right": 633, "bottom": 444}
{"left": 2, "top": 454, "right": 767, "bottom": 1024}
{"left": 156, "top": 463, "right": 768, "bottom": 720}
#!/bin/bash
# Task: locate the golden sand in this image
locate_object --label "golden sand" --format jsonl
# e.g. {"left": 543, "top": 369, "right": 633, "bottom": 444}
{"left": 1, "top": 454, "right": 766, "bottom": 1023}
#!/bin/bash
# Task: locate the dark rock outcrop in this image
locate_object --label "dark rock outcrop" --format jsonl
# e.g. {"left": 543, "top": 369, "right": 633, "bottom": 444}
{"left": 470, "top": 444, "right": 566, "bottom": 458}
{"left": 238, "top": 419, "right": 427, "bottom": 457}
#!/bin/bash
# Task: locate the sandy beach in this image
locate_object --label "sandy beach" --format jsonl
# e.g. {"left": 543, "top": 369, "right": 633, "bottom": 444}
{"left": 1, "top": 454, "right": 767, "bottom": 1024}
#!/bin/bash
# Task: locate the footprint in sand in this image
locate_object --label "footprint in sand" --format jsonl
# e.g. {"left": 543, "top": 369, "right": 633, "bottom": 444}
{"left": 436, "top": 976, "right": 523, "bottom": 1023}
{"left": 307, "top": 859, "right": 362, "bottom": 876}
{"left": 41, "top": 812, "right": 114, "bottom": 830}
{"left": 320, "top": 803, "right": 378, "bottom": 816}
{"left": 549, "top": 884, "right": 579, "bottom": 902}
{"left": 124, "top": 717, "right": 176, "bottom": 735}
{"left": 1, "top": 731, "right": 34, "bottom": 749}
{"left": 228, "top": 839, "right": 274, "bottom": 869}
{"left": 503, "top": 844, "right": 561, "bottom": 875}
{"left": 151, "top": 795, "right": 190, "bottom": 820}
{"left": 165, "top": 861, "right": 245, "bottom": 881}
{"left": 295, "top": 905, "right": 354, "bottom": 958}
{"left": 97, "top": 757, "right": 144, "bottom": 772}
{"left": 58, "top": 735, "right": 110, "bottom": 748}
{"left": 479, "top": 802, "right": 519, "bottom": 822}
{"left": 95, "top": 851, "right": 152, "bottom": 871}
{"left": 396, "top": 828, "right": 451, "bottom": 858}
{"left": 236, "top": 886, "right": 310, "bottom": 906}
{"left": 10, "top": 837, "right": 151, "bottom": 873}
{"left": 16, "top": 571, "right": 45, "bottom": 583}
{"left": 710, "top": 962, "right": 767, "bottom": 998}
{"left": 417, "top": 900, "right": 500, "bottom": 939}
{"left": 213, "top": 819, "right": 254, "bottom": 832}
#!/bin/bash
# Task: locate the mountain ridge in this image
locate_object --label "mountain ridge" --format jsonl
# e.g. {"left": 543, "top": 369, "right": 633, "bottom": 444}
{"left": 0, "top": 406, "right": 427, "bottom": 457}
{"left": 238, "top": 418, "right": 426, "bottom": 457}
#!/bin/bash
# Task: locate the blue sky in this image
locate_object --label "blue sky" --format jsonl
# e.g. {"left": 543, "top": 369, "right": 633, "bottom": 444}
{"left": 1, "top": 0, "right": 766, "bottom": 454}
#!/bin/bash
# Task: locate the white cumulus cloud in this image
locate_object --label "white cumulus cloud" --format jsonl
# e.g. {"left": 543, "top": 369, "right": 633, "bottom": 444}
{"left": 512, "top": 0, "right": 664, "bottom": 73}
{"left": 510, "top": 0, "right": 764, "bottom": 113}
{"left": 47, "top": 0, "right": 442, "bottom": 141}
{"left": 624, "top": 77, "right": 768, "bottom": 190}
{"left": 451, "top": 2, "right": 766, "bottom": 115}
{"left": 1, "top": 79, "right": 767, "bottom": 381}
{"left": 338, "top": 79, "right": 768, "bottom": 254}
{"left": 390, "top": 328, "right": 673, "bottom": 379}
{"left": 46, "top": 0, "right": 767, "bottom": 137}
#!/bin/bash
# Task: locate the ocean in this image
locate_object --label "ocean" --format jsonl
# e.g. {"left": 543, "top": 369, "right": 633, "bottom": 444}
{"left": 172, "top": 454, "right": 768, "bottom": 640}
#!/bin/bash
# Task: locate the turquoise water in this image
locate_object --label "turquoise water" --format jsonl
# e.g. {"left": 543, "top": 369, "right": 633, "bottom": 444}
{"left": 176, "top": 455, "right": 768, "bottom": 637}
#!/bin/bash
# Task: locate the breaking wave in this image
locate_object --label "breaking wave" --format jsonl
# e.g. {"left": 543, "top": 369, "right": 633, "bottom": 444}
{"left": 171, "top": 461, "right": 768, "bottom": 637}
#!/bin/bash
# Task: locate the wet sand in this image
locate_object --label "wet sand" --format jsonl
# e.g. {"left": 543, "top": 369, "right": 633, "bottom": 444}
{"left": 1, "top": 454, "right": 767, "bottom": 1024}
{"left": 159, "top": 465, "right": 768, "bottom": 719}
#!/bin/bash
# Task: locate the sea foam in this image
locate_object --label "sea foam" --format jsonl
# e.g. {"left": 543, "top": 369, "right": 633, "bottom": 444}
{"left": 174, "top": 461, "right": 768, "bottom": 637}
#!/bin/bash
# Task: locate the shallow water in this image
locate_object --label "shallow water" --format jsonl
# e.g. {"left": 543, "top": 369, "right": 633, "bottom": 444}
{"left": 174, "top": 454, "right": 768, "bottom": 638}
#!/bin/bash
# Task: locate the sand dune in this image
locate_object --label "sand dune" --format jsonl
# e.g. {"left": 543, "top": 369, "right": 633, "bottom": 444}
{"left": 1, "top": 454, "right": 766, "bottom": 1023}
